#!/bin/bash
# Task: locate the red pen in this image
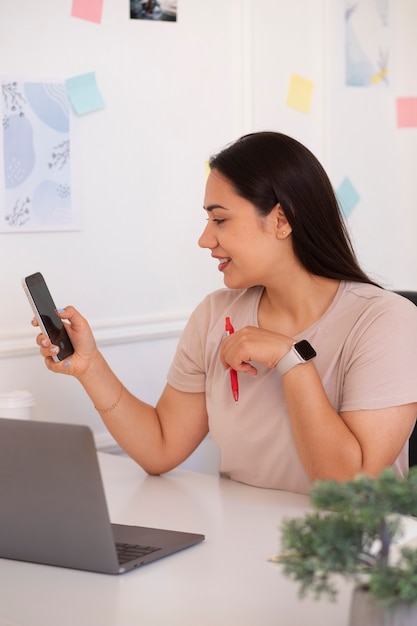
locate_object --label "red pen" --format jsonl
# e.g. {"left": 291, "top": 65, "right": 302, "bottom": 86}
{"left": 225, "top": 317, "right": 239, "bottom": 402}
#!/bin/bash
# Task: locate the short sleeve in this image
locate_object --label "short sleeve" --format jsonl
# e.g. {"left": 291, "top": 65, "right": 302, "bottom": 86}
{"left": 340, "top": 295, "right": 417, "bottom": 411}
{"left": 167, "top": 308, "right": 207, "bottom": 393}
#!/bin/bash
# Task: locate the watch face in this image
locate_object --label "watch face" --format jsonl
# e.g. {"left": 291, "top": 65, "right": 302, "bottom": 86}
{"left": 294, "top": 340, "right": 317, "bottom": 360}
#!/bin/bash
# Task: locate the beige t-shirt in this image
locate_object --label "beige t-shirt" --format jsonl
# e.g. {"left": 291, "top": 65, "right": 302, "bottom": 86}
{"left": 168, "top": 282, "right": 417, "bottom": 493}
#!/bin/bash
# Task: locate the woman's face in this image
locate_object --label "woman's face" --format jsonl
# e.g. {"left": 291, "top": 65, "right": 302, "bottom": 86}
{"left": 199, "top": 169, "right": 287, "bottom": 289}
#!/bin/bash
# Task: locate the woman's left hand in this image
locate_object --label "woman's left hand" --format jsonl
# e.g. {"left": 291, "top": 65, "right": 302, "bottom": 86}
{"left": 220, "top": 325, "right": 293, "bottom": 376}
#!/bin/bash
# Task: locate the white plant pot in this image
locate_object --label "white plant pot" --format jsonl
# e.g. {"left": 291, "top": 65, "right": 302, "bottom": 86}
{"left": 350, "top": 587, "right": 417, "bottom": 626}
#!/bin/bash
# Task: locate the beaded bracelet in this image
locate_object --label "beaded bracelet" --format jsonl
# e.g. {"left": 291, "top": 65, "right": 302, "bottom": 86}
{"left": 95, "top": 383, "right": 124, "bottom": 414}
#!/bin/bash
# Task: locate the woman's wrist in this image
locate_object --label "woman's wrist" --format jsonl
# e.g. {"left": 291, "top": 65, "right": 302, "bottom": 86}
{"left": 94, "top": 382, "right": 124, "bottom": 414}
{"left": 77, "top": 350, "right": 124, "bottom": 414}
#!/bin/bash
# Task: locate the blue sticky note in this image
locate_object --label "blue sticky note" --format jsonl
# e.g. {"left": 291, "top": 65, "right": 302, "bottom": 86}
{"left": 65, "top": 72, "right": 105, "bottom": 115}
{"left": 336, "top": 177, "right": 360, "bottom": 219}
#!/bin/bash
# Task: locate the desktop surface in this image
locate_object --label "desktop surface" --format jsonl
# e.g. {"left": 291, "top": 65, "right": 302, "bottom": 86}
{"left": 0, "top": 452, "right": 352, "bottom": 626}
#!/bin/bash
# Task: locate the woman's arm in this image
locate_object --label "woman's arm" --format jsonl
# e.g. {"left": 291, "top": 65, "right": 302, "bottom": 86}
{"left": 35, "top": 306, "right": 209, "bottom": 474}
{"left": 220, "top": 325, "right": 417, "bottom": 481}
{"left": 283, "top": 362, "right": 417, "bottom": 481}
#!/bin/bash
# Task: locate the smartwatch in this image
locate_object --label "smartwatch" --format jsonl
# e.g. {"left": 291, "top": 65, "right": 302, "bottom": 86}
{"left": 275, "top": 340, "right": 316, "bottom": 376}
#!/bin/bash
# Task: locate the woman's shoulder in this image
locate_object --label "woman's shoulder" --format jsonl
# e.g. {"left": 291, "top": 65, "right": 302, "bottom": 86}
{"left": 343, "top": 282, "right": 415, "bottom": 304}
{"left": 341, "top": 281, "right": 417, "bottom": 321}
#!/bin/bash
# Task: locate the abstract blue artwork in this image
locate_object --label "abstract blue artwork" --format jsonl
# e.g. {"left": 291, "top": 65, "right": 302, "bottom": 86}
{"left": 345, "top": 0, "right": 390, "bottom": 87}
{"left": 1, "top": 79, "right": 80, "bottom": 232}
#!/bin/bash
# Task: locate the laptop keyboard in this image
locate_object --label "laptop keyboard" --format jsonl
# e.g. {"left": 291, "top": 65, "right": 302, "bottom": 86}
{"left": 116, "top": 542, "right": 161, "bottom": 564}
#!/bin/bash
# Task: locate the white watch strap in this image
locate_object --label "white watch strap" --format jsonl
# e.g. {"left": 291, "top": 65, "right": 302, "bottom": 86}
{"left": 276, "top": 345, "right": 305, "bottom": 376}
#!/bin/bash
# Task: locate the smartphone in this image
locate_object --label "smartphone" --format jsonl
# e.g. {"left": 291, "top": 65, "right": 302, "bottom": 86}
{"left": 22, "top": 272, "right": 74, "bottom": 362}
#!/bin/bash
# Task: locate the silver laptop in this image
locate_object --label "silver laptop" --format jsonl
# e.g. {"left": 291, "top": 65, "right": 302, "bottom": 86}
{"left": 0, "top": 418, "right": 204, "bottom": 574}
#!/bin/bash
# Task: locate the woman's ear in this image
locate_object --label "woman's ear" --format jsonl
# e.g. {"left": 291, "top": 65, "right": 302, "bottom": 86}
{"left": 274, "top": 204, "right": 292, "bottom": 239}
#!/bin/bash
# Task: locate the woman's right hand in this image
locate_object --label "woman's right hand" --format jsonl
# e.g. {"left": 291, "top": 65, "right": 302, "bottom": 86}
{"left": 33, "top": 306, "right": 98, "bottom": 379}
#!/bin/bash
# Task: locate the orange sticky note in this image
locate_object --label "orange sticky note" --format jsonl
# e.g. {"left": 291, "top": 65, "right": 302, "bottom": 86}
{"left": 71, "top": 0, "right": 103, "bottom": 24}
{"left": 396, "top": 97, "right": 417, "bottom": 128}
{"left": 286, "top": 74, "right": 314, "bottom": 114}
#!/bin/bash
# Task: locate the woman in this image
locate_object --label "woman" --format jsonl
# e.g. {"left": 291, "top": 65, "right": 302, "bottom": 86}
{"left": 34, "top": 132, "right": 417, "bottom": 494}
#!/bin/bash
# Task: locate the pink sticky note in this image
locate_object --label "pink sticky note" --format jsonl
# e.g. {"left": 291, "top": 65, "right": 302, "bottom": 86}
{"left": 396, "top": 97, "right": 417, "bottom": 129}
{"left": 71, "top": 0, "right": 103, "bottom": 24}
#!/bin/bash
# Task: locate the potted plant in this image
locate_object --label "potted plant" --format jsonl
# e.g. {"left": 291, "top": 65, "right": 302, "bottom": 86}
{"left": 273, "top": 468, "right": 417, "bottom": 625}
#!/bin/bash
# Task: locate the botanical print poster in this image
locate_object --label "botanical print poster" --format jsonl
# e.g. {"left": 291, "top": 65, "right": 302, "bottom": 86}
{"left": 345, "top": 0, "right": 390, "bottom": 87}
{"left": 1, "top": 78, "right": 80, "bottom": 232}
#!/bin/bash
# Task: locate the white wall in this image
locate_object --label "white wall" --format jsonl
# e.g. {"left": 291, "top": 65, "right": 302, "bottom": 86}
{"left": 250, "top": 0, "right": 417, "bottom": 288}
{"left": 0, "top": 0, "right": 416, "bottom": 470}
{"left": 324, "top": 0, "right": 417, "bottom": 288}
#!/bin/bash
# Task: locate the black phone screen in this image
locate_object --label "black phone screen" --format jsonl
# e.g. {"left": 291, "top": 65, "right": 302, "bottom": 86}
{"left": 24, "top": 272, "right": 74, "bottom": 361}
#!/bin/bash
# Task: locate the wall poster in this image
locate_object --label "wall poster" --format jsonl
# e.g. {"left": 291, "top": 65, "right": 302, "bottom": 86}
{"left": 1, "top": 77, "right": 80, "bottom": 233}
{"left": 130, "top": 1, "right": 177, "bottom": 21}
{"left": 345, "top": 0, "right": 390, "bottom": 87}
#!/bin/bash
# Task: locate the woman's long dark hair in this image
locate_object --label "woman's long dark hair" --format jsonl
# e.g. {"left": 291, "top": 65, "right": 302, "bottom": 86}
{"left": 209, "top": 132, "right": 378, "bottom": 286}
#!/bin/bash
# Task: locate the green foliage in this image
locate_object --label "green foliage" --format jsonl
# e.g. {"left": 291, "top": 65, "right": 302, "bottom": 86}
{"left": 312, "top": 470, "right": 417, "bottom": 521}
{"left": 279, "top": 512, "right": 364, "bottom": 600}
{"left": 277, "top": 468, "right": 417, "bottom": 606}
{"left": 369, "top": 549, "right": 417, "bottom": 606}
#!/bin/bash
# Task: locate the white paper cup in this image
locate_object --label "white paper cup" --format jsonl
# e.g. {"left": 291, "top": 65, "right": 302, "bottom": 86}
{"left": 0, "top": 390, "right": 35, "bottom": 420}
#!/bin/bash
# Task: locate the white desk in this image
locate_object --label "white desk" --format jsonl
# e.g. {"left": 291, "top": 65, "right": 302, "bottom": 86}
{"left": 0, "top": 453, "right": 352, "bottom": 626}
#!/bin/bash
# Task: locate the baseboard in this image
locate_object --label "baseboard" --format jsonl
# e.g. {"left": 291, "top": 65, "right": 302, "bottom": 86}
{"left": 0, "top": 312, "right": 188, "bottom": 359}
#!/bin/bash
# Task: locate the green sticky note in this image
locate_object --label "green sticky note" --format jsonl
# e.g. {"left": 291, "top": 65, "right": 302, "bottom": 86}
{"left": 66, "top": 72, "right": 105, "bottom": 115}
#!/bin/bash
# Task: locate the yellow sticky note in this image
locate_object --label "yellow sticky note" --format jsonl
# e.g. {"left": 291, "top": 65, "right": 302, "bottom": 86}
{"left": 286, "top": 74, "right": 314, "bottom": 113}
